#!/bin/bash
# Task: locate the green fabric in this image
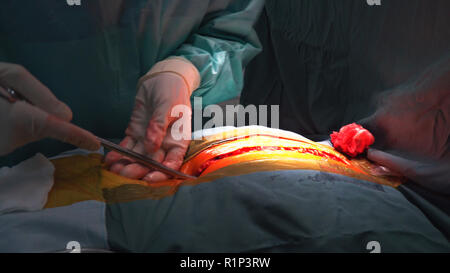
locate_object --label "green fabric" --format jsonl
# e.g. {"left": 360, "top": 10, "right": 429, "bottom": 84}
{"left": 0, "top": 0, "right": 263, "bottom": 166}
{"left": 398, "top": 184, "right": 450, "bottom": 240}
{"left": 241, "top": 0, "right": 450, "bottom": 140}
{"left": 106, "top": 170, "right": 450, "bottom": 253}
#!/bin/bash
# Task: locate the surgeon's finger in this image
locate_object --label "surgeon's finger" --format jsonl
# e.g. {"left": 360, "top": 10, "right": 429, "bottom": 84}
{"left": 43, "top": 113, "right": 100, "bottom": 151}
{"left": 143, "top": 146, "right": 186, "bottom": 183}
{"left": 0, "top": 62, "right": 73, "bottom": 121}
{"left": 10, "top": 100, "right": 100, "bottom": 151}
{"left": 162, "top": 145, "right": 187, "bottom": 171}
{"left": 119, "top": 163, "right": 150, "bottom": 180}
{"left": 367, "top": 148, "right": 418, "bottom": 176}
{"left": 368, "top": 148, "right": 450, "bottom": 193}
{"left": 143, "top": 171, "right": 169, "bottom": 183}
{"left": 105, "top": 136, "right": 136, "bottom": 166}
{"left": 119, "top": 143, "right": 165, "bottom": 180}
{"left": 107, "top": 137, "right": 137, "bottom": 174}
{"left": 110, "top": 158, "right": 134, "bottom": 175}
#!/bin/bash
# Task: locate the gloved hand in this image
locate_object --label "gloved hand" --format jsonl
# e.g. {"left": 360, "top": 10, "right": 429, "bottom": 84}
{"left": 105, "top": 57, "right": 200, "bottom": 182}
{"left": 0, "top": 62, "right": 100, "bottom": 156}
{"left": 360, "top": 56, "right": 449, "bottom": 193}
{"left": 360, "top": 55, "right": 450, "bottom": 161}
{"left": 367, "top": 149, "right": 450, "bottom": 194}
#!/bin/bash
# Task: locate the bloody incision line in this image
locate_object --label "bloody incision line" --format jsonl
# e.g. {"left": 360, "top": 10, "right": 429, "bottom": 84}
{"left": 196, "top": 146, "right": 351, "bottom": 176}
{"left": 204, "top": 134, "right": 312, "bottom": 146}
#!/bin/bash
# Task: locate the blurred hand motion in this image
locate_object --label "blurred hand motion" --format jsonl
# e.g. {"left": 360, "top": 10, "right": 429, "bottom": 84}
{"left": 361, "top": 56, "right": 450, "bottom": 192}
{"left": 367, "top": 148, "right": 449, "bottom": 194}
{"left": 0, "top": 62, "right": 100, "bottom": 156}
{"left": 366, "top": 56, "right": 449, "bottom": 160}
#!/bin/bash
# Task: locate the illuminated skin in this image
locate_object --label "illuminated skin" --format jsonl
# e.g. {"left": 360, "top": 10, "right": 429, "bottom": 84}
{"left": 180, "top": 134, "right": 369, "bottom": 178}
{"left": 196, "top": 146, "right": 350, "bottom": 176}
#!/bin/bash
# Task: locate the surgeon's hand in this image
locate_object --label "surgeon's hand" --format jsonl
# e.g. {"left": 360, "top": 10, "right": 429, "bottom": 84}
{"left": 105, "top": 72, "right": 193, "bottom": 183}
{"left": 367, "top": 149, "right": 450, "bottom": 194}
{"left": 360, "top": 56, "right": 449, "bottom": 193}
{"left": 361, "top": 56, "right": 450, "bottom": 161}
{"left": 0, "top": 62, "right": 100, "bottom": 156}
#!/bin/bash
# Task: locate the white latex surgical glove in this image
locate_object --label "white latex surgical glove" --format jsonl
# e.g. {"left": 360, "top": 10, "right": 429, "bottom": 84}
{"left": 0, "top": 62, "right": 100, "bottom": 156}
{"left": 105, "top": 57, "right": 200, "bottom": 183}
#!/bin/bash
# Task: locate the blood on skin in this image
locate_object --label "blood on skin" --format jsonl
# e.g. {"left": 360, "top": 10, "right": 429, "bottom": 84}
{"left": 196, "top": 146, "right": 350, "bottom": 176}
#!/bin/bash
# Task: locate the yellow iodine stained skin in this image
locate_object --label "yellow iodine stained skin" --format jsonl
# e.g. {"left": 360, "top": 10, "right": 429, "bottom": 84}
{"left": 46, "top": 154, "right": 149, "bottom": 208}
{"left": 46, "top": 128, "right": 405, "bottom": 208}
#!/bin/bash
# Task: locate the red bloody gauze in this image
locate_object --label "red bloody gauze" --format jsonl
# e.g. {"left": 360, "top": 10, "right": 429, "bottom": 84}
{"left": 330, "top": 123, "right": 375, "bottom": 157}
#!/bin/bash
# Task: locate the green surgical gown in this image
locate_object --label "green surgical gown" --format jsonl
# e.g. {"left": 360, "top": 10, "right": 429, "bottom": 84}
{"left": 0, "top": 0, "right": 263, "bottom": 166}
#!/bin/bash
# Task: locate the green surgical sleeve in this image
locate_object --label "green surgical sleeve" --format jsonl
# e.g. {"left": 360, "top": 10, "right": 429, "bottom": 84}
{"left": 174, "top": 0, "right": 264, "bottom": 106}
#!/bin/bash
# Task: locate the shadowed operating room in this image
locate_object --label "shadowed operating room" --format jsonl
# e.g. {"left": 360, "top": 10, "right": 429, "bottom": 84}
{"left": 0, "top": 0, "right": 448, "bottom": 253}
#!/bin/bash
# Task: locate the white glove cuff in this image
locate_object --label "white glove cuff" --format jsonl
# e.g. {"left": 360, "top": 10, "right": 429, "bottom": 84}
{"left": 140, "top": 57, "right": 201, "bottom": 96}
